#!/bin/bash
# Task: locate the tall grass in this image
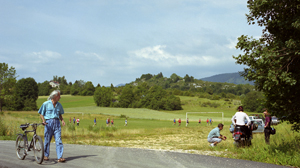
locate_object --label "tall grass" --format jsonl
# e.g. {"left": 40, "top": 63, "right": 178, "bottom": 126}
{"left": 225, "top": 122, "right": 300, "bottom": 167}
{"left": 0, "top": 114, "right": 22, "bottom": 140}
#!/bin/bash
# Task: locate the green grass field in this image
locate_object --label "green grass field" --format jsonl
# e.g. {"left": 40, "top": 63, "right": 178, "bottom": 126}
{"left": 37, "top": 95, "right": 245, "bottom": 121}
{"left": 1, "top": 95, "right": 299, "bottom": 167}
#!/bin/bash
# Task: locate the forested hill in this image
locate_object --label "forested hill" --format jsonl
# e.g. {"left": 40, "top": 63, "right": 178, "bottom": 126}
{"left": 200, "top": 72, "right": 254, "bottom": 85}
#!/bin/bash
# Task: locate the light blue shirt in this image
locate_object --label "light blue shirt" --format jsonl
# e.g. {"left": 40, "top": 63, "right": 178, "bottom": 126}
{"left": 38, "top": 100, "right": 64, "bottom": 120}
{"left": 207, "top": 127, "right": 220, "bottom": 139}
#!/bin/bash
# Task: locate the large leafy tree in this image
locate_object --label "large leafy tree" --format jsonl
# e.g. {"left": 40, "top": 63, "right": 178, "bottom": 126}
{"left": 233, "top": 0, "right": 300, "bottom": 130}
{"left": 38, "top": 80, "right": 52, "bottom": 96}
{"left": 242, "top": 91, "right": 264, "bottom": 112}
{"left": 94, "top": 86, "right": 112, "bottom": 107}
{"left": 119, "top": 85, "right": 135, "bottom": 108}
{"left": 0, "top": 63, "right": 17, "bottom": 112}
{"left": 81, "top": 81, "right": 95, "bottom": 96}
{"left": 14, "top": 77, "right": 39, "bottom": 111}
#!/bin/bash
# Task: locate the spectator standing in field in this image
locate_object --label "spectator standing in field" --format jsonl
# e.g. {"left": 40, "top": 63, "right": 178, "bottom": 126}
{"left": 263, "top": 108, "right": 272, "bottom": 144}
{"left": 173, "top": 118, "right": 176, "bottom": 125}
{"left": 111, "top": 119, "right": 114, "bottom": 126}
{"left": 73, "top": 117, "right": 75, "bottom": 125}
{"left": 178, "top": 118, "right": 181, "bottom": 126}
{"left": 206, "top": 118, "right": 209, "bottom": 126}
{"left": 108, "top": 118, "right": 111, "bottom": 127}
{"left": 198, "top": 118, "right": 201, "bottom": 125}
{"left": 186, "top": 118, "right": 189, "bottom": 126}
{"left": 38, "top": 90, "right": 66, "bottom": 162}
{"left": 93, "top": 118, "right": 96, "bottom": 127}
{"left": 69, "top": 117, "right": 71, "bottom": 124}
{"left": 207, "top": 123, "right": 227, "bottom": 147}
{"left": 76, "top": 118, "right": 80, "bottom": 126}
{"left": 124, "top": 118, "right": 127, "bottom": 126}
{"left": 106, "top": 118, "right": 109, "bottom": 127}
{"left": 210, "top": 118, "right": 213, "bottom": 125}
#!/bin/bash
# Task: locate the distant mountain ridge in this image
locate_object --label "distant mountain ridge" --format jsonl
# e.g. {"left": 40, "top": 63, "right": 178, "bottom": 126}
{"left": 200, "top": 72, "right": 254, "bottom": 85}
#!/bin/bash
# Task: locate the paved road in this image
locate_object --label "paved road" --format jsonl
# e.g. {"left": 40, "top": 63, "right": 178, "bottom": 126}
{"left": 0, "top": 140, "right": 288, "bottom": 168}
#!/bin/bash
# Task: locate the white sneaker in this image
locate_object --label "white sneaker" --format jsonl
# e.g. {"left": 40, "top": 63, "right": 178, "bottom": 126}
{"left": 210, "top": 143, "right": 214, "bottom": 147}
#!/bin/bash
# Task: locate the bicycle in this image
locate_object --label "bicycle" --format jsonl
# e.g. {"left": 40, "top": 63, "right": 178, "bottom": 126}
{"left": 16, "top": 123, "right": 44, "bottom": 164}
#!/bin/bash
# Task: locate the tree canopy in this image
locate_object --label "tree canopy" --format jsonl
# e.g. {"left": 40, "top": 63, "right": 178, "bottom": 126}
{"left": 14, "top": 77, "right": 39, "bottom": 111}
{"left": 0, "top": 63, "right": 17, "bottom": 111}
{"left": 233, "top": 0, "right": 300, "bottom": 131}
{"left": 94, "top": 86, "right": 113, "bottom": 107}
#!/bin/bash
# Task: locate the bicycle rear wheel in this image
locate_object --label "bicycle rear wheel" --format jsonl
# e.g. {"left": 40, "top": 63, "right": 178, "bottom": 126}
{"left": 33, "top": 135, "right": 44, "bottom": 164}
{"left": 16, "top": 135, "right": 26, "bottom": 160}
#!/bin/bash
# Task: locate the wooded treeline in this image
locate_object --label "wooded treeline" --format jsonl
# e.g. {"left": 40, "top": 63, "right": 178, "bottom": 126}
{"left": 0, "top": 63, "right": 262, "bottom": 112}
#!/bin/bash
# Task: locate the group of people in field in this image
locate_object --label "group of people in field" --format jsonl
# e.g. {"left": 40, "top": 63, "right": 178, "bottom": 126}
{"left": 37, "top": 90, "right": 273, "bottom": 163}
{"left": 68, "top": 117, "right": 129, "bottom": 127}
{"left": 207, "top": 106, "right": 273, "bottom": 147}
{"left": 173, "top": 118, "right": 213, "bottom": 126}
{"left": 69, "top": 117, "right": 80, "bottom": 126}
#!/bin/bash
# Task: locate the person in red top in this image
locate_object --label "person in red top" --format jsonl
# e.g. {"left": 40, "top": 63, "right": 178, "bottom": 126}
{"left": 207, "top": 118, "right": 209, "bottom": 126}
{"left": 178, "top": 118, "right": 181, "bottom": 126}
{"left": 108, "top": 118, "right": 110, "bottom": 127}
{"left": 111, "top": 119, "right": 114, "bottom": 126}
{"left": 198, "top": 118, "right": 201, "bottom": 125}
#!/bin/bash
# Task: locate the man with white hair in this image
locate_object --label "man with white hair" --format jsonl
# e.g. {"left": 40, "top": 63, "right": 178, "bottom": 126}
{"left": 38, "top": 90, "right": 66, "bottom": 162}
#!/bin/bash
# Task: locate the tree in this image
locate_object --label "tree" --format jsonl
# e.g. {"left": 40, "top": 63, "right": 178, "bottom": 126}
{"left": 38, "top": 80, "right": 52, "bottom": 96}
{"left": 119, "top": 85, "right": 134, "bottom": 108}
{"left": 140, "top": 73, "right": 153, "bottom": 80}
{"left": 242, "top": 91, "right": 264, "bottom": 112}
{"left": 170, "top": 73, "right": 180, "bottom": 83}
{"left": 233, "top": 0, "right": 300, "bottom": 130}
{"left": 94, "top": 86, "right": 112, "bottom": 107}
{"left": 14, "top": 77, "right": 39, "bottom": 111}
{"left": 81, "top": 81, "right": 95, "bottom": 96}
{"left": 0, "top": 63, "right": 17, "bottom": 112}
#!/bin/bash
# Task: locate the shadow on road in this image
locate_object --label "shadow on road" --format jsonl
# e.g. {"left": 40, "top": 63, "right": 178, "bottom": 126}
{"left": 26, "top": 155, "right": 97, "bottom": 165}
{"left": 65, "top": 155, "right": 97, "bottom": 161}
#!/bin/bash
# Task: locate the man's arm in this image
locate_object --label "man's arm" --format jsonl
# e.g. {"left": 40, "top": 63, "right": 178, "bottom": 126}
{"left": 40, "top": 114, "right": 47, "bottom": 126}
{"left": 59, "top": 114, "right": 65, "bottom": 126}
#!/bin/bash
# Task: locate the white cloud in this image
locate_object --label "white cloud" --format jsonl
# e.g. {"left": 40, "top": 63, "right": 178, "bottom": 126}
{"left": 24, "top": 50, "right": 61, "bottom": 64}
{"left": 226, "top": 38, "right": 238, "bottom": 49}
{"left": 75, "top": 51, "right": 104, "bottom": 61}
{"left": 129, "top": 45, "right": 222, "bottom": 67}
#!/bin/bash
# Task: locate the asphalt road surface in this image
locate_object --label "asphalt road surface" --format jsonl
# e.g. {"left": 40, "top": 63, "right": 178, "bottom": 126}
{"left": 0, "top": 140, "right": 289, "bottom": 168}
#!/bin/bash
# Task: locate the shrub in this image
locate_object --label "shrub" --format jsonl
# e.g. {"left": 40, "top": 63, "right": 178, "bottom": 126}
{"left": 120, "top": 114, "right": 127, "bottom": 118}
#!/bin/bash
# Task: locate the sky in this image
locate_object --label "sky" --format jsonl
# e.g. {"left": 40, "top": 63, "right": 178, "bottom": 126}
{"left": 0, "top": 0, "right": 263, "bottom": 86}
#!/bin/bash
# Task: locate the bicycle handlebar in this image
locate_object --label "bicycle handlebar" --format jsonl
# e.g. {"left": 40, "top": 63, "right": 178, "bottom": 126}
{"left": 20, "top": 123, "right": 44, "bottom": 131}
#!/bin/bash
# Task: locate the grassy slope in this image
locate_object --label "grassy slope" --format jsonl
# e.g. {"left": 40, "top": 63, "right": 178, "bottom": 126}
{"left": 37, "top": 95, "right": 249, "bottom": 121}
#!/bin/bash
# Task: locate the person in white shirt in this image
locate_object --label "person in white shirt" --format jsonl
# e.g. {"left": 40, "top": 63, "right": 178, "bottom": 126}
{"left": 232, "top": 106, "right": 251, "bottom": 126}
{"left": 231, "top": 106, "right": 251, "bottom": 138}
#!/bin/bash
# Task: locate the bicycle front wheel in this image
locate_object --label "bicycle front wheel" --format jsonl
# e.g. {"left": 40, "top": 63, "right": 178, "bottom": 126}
{"left": 33, "top": 135, "right": 44, "bottom": 164}
{"left": 16, "top": 135, "right": 26, "bottom": 160}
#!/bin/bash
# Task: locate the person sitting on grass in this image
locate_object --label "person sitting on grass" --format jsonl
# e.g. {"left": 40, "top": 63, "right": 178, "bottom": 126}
{"left": 207, "top": 123, "right": 227, "bottom": 147}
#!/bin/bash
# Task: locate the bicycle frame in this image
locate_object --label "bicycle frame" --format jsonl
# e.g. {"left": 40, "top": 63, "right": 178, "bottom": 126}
{"left": 17, "top": 124, "right": 41, "bottom": 154}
